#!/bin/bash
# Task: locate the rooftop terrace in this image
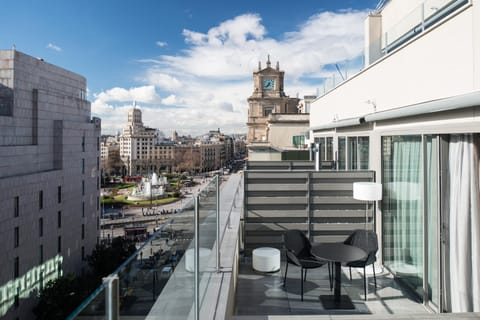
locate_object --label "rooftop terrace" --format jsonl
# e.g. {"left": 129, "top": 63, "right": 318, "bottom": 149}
{"left": 71, "top": 169, "right": 480, "bottom": 320}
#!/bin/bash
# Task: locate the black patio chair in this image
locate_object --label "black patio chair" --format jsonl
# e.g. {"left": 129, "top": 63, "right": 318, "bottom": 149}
{"left": 283, "top": 230, "right": 332, "bottom": 301}
{"left": 343, "top": 229, "right": 378, "bottom": 300}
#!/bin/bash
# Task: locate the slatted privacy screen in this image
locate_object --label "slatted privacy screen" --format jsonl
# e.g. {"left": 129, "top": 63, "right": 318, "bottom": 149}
{"left": 244, "top": 170, "right": 375, "bottom": 255}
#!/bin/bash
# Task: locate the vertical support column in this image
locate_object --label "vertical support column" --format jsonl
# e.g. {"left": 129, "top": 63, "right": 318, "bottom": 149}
{"left": 194, "top": 196, "right": 200, "bottom": 320}
{"left": 314, "top": 143, "right": 320, "bottom": 171}
{"left": 216, "top": 175, "right": 220, "bottom": 272}
{"left": 103, "top": 275, "right": 119, "bottom": 320}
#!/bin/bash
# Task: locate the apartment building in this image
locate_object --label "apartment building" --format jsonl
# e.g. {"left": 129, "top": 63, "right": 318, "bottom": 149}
{"left": 309, "top": 0, "right": 480, "bottom": 312}
{"left": 0, "top": 50, "right": 101, "bottom": 319}
{"left": 119, "top": 105, "right": 174, "bottom": 175}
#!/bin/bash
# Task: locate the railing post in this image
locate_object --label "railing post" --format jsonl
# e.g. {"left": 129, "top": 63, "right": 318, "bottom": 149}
{"left": 103, "top": 275, "right": 119, "bottom": 320}
{"left": 194, "top": 196, "right": 200, "bottom": 320}
{"left": 216, "top": 175, "right": 221, "bottom": 272}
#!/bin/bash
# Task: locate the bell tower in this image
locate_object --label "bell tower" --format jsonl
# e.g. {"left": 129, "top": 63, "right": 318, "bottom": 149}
{"left": 247, "top": 56, "right": 299, "bottom": 143}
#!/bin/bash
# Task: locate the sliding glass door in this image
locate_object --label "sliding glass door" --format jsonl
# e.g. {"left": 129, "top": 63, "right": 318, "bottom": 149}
{"left": 382, "top": 135, "right": 424, "bottom": 297}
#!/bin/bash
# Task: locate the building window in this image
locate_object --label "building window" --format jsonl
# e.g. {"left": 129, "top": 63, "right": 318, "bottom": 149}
{"left": 39, "top": 190, "right": 43, "bottom": 210}
{"left": 97, "top": 196, "right": 100, "bottom": 211}
{"left": 81, "top": 224, "right": 85, "bottom": 240}
{"left": 347, "top": 136, "right": 369, "bottom": 170}
{"left": 14, "top": 227, "right": 19, "bottom": 248}
{"left": 81, "top": 246, "right": 85, "bottom": 261}
{"left": 97, "top": 137, "right": 100, "bottom": 151}
{"left": 97, "top": 156, "right": 100, "bottom": 171}
{"left": 39, "top": 218, "right": 43, "bottom": 237}
{"left": 82, "top": 201, "right": 85, "bottom": 217}
{"left": 82, "top": 135, "right": 85, "bottom": 152}
{"left": 82, "top": 180, "right": 85, "bottom": 196}
{"left": 58, "top": 211, "right": 62, "bottom": 228}
{"left": 58, "top": 186, "right": 62, "bottom": 203}
{"left": 338, "top": 137, "right": 346, "bottom": 170}
{"left": 263, "top": 107, "right": 273, "bottom": 117}
{"left": 14, "top": 256, "right": 19, "bottom": 278}
{"left": 58, "top": 236, "right": 62, "bottom": 253}
{"left": 14, "top": 196, "right": 19, "bottom": 217}
{"left": 382, "top": 135, "right": 423, "bottom": 297}
{"left": 82, "top": 158, "right": 85, "bottom": 174}
{"left": 97, "top": 176, "right": 100, "bottom": 190}
{"left": 39, "top": 245, "right": 43, "bottom": 264}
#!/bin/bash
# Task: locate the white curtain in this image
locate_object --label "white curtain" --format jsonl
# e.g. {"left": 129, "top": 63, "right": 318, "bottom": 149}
{"left": 448, "top": 134, "right": 480, "bottom": 312}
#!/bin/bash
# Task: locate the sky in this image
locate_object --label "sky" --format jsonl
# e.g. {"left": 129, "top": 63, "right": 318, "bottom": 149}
{"left": 0, "top": 0, "right": 380, "bottom": 137}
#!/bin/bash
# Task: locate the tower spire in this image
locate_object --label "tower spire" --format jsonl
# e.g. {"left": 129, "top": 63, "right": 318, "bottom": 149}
{"left": 266, "top": 54, "right": 271, "bottom": 68}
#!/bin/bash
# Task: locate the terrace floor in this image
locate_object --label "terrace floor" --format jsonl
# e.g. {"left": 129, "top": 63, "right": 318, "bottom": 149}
{"left": 233, "top": 257, "right": 477, "bottom": 320}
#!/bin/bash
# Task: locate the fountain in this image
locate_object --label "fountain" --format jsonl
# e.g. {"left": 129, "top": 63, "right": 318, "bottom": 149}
{"left": 128, "top": 173, "right": 168, "bottom": 201}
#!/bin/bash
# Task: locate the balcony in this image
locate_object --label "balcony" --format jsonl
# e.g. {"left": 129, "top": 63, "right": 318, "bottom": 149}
{"left": 69, "top": 164, "right": 480, "bottom": 319}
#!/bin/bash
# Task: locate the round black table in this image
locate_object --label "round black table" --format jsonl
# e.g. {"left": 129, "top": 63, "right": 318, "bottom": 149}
{"left": 312, "top": 243, "right": 367, "bottom": 309}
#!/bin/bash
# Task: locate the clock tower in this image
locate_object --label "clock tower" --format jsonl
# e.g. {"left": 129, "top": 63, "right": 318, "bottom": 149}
{"left": 247, "top": 56, "right": 299, "bottom": 143}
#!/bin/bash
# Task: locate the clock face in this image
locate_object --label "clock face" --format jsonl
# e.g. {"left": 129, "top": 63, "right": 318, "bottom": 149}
{"left": 263, "top": 78, "right": 275, "bottom": 90}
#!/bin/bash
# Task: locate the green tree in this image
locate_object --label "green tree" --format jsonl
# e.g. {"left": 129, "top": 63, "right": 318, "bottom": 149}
{"left": 33, "top": 274, "right": 88, "bottom": 320}
{"left": 87, "top": 237, "right": 137, "bottom": 278}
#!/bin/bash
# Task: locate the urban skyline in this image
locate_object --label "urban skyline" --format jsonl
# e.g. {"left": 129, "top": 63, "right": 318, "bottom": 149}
{"left": 1, "top": 0, "right": 379, "bottom": 136}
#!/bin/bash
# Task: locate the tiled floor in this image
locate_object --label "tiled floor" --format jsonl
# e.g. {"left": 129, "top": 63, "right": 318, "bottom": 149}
{"left": 234, "top": 257, "right": 428, "bottom": 319}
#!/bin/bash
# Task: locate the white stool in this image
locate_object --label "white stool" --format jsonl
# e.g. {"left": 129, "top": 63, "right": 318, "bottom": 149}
{"left": 252, "top": 247, "right": 280, "bottom": 273}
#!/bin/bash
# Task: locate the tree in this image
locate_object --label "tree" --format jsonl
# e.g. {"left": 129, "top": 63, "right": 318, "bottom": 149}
{"left": 33, "top": 274, "right": 90, "bottom": 320}
{"left": 87, "top": 237, "right": 137, "bottom": 279}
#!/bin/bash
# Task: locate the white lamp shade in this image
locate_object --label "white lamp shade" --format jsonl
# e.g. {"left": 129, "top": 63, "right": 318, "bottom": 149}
{"left": 353, "top": 182, "right": 382, "bottom": 201}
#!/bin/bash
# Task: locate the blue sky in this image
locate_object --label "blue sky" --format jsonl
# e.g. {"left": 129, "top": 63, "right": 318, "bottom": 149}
{"left": 0, "top": 0, "right": 379, "bottom": 136}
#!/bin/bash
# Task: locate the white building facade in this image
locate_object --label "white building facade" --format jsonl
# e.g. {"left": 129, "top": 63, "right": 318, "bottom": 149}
{"left": 0, "top": 50, "right": 101, "bottom": 318}
{"left": 309, "top": 0, "right": 480, "bottom": 313}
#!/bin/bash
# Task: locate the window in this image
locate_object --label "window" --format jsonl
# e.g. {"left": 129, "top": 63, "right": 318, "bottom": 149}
{"left": 338, "top": 137, "right": 346, "bottom": 170}
{"left": 14, "top": 196, "right": 19, "bottom": 217}
{"left": 97, "top": 137, "right": 100, "bottom": 151}
{"left": 82, "top": 158, "right": 85, "bottom": 174}
{"left": 58, "top": 186, "right": 62, "bottom": 203}
{"left": 82, "top": 201, "right": 85, "bottom": 217}
{"left": 82, "top": 135, "right": 85, "bottom": 152}
{"left": 39, "top": 191, "right": 43, "bottom": 210}
{"left": 81, "top": 224, "right": 85, "bottom": 239}
{"left": 39, "top": 245, "right": 43, "bottom": 264}
{"left": 14, "top": 227, "right": 19, "bottom": 248}
{"left": 57, "top": 211, "right": 62, "bottom": 228}
{"left": 58, "top": 236, "right": 62, "bottom": 253}
{"left": 81, "top": 246, "right": 85, "bottom": 261}
{"left": 347, "top": 136, "right": 369, "bottom": 170}
{"left": 97, "top": 196, "right": 100, "bottom": 211}
{"left": 382, "top": 135, "right": 423, "bottom": 297}
{"left": 82, "top": 180, "right": 85, "bottom": 196}
{"left": 14, "top": 257, "right": 19, "bottom": 278}
{"left": 263, "top": 107, "right": 273, "bottom": 117}
{"left": 39, "top": 218, "right": 43, "bottom": 237}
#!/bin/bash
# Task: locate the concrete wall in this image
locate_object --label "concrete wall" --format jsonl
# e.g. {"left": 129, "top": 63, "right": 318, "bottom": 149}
{"left": 311, "top": 2, "right": 477, "bottom": 129}
{"left": 0, "top": 50, "right": 100, "bottom": 319}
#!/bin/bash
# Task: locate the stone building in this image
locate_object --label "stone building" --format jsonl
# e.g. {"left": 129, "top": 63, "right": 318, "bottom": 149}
{"left": 246, "top": 56, "right": 310, "bottom": 160}
{"left": 247, "top": 56, "right": 300, "bottom": 143}
{"left": 119, "top": 104, "right": 174, "bottom": 175}
{"left": 0, "top": 50, "right": 101, "bottom": 319}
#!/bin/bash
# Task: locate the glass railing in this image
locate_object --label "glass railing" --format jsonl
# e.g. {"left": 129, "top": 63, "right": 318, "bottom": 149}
{"left": 382, "top": 0, "right": 468, "bottom": 52}
{"left": 68, "top": 175, "right": 222, "bottom": 319}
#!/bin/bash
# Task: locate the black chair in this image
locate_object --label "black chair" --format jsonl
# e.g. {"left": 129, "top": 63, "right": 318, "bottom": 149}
{"left": 344, "top": 229, "right": 378, "bottom": 300}
{"left": 283, "top": 230, "right": 331, "bottom": 301}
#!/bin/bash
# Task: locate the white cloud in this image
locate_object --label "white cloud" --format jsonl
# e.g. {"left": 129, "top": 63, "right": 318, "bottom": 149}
{"left": 46, "top": 43, "right": 62, "bottom": 52}
{"left": 94, "top": 9, "right": 370, "bottom": 136}
{"left": 94, "top": 85, "right": 162, "bottom": 104}
{"left": 156, "top": 41, "right": 168, "bottom": 47}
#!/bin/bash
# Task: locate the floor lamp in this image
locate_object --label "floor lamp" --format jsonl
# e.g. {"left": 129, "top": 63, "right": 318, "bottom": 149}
{"left": 353, "top": 182, "right": 383, "bottom": 290}
{"left": 353, "top": 182, "right": 382, "bottom": 231}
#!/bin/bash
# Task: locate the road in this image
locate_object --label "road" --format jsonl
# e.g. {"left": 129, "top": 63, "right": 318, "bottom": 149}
{"left": 100, "top": 175, "right": 223, "bottom": 241}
